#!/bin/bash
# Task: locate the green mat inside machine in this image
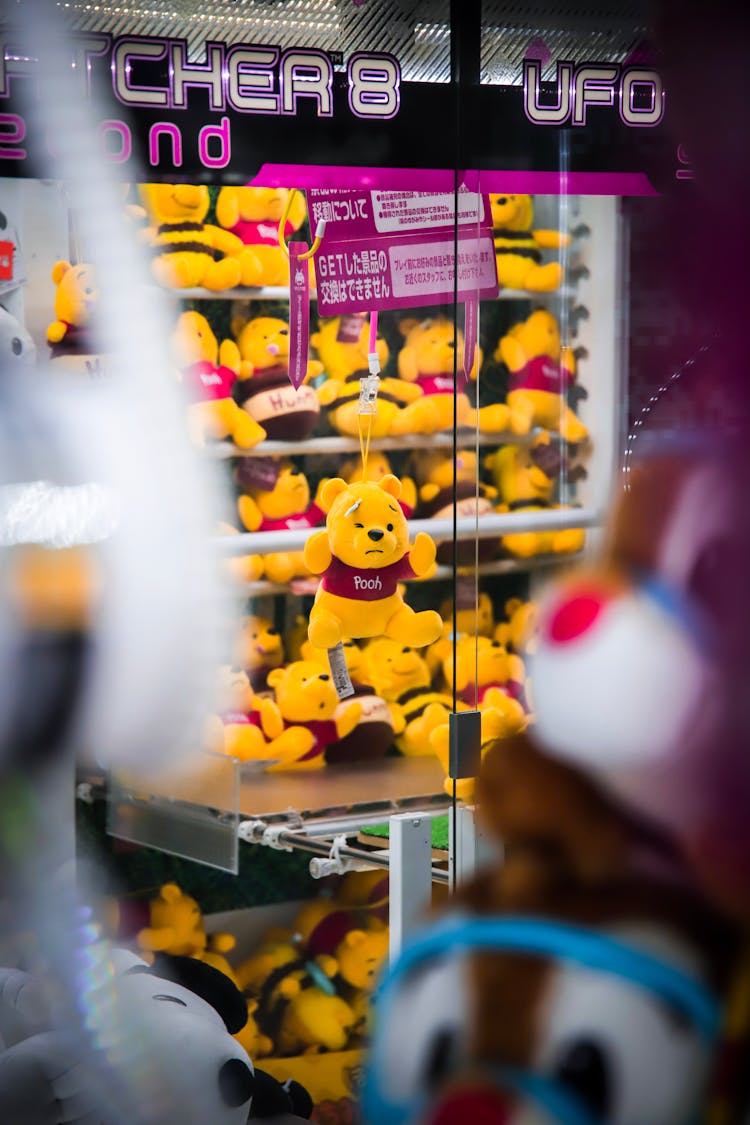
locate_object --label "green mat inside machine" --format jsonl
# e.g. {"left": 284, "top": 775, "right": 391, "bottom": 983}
{"left": 361, "top": 815, "right": 449, "bottom": 852}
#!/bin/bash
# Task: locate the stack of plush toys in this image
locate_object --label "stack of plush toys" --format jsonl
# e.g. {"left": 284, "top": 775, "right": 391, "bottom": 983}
{"left": 120, "top": 871, "right": 390, "bottom": 1062}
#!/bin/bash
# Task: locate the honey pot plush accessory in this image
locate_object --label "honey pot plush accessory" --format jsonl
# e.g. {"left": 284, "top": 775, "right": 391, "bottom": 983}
{"left": 138, "top": 182, "right": 246, "bottom": 291}
{"left": 495, "top": 308, "right": 589, "bottom": 443}
{"left": 304, "top": 475, "right": 442, "bottom": 650}
{"left": 171, "top": 311, "right": 267, "bottom": 449}
{"left": 490, "top": 192, "right": 571, "bottom": 291}
{"left": 313, "top": 315, "right": 423, "bottom": 437}
{"left": 232, "top": 314, "right": 322, "bottom": 440}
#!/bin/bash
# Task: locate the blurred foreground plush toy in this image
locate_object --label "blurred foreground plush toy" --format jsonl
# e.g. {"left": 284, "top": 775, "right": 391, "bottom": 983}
{"left": 364, "top": 731, "right": 743, "bottom": 1124}
{"left": 530, "top": 444, "right": 750, "bottom": 924}
{"left": 139, "top": 183, "right": 246, "bottom": 291}
{"left": 232, "top": 315, "right": 322, "bottom": 440}
{"left": 389, "top": 315, "right": 509, "bottom": 435}
{"left": 313, "top": 315, "right": 422, "bottom": 437}
{"left": 0, "top": 949, "right": 313, "bottom": 1123}
{"left": 304, "top": 475, "right": 442, "bottom": 650}
{"left": 495, "top": 308, "right": 589, "bottom": 442}
{"left": 215, "top": 186, "right": 310, "bottom": 288}
{"left": 171, "top": 310, "right": 267, "bottom": 449}
{"left": 0, "top": 306, "right": 35, "bottom": 370}
{"left": 487, "top": 438, "right": 585, "bottom": 558}
{"left": 490, "top": 192, "right": 570, "bottom": 291}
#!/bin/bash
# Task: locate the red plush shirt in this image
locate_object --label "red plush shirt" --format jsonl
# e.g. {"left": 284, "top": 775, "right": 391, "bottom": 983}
{"left": 320, "top": 555, "right": 417, "bottom": 600}
{"left": 509, "top": 355, "right": 573, "bottom": 395}
{"left": 415, "top": 373, "right": 455, "bottom": 396}
{"left": 230, "top": 218, "right": 294, "bottom": 246}
{"left": 257, "top": 504, "right": 326, "bottom": 533}
{"left": 183, "top": 360, "right": 236, "bottom": 403}
{"left": 456, "top": 680, "right": 524, "bottom": 707}
{"left": 295, "top": 718, "right": 340, "bottom": 761}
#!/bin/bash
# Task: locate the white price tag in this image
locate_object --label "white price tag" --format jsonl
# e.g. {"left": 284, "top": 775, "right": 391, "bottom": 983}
{"left": 328, "top": 642, "right": 355, "bottom": 699}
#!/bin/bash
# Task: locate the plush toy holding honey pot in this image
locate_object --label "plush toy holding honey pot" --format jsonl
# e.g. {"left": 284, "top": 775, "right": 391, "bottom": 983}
{"left": 304, "top": 475, "right": 442, "bottom": 650}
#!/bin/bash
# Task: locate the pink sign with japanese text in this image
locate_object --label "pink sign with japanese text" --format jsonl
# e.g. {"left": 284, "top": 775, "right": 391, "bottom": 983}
{"left": 310, "top": 187, "right": 498, "bottom": 316}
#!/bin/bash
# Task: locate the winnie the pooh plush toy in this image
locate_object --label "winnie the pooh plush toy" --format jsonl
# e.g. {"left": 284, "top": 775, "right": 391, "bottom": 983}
{"left": 232, "top": 314, "right": 322, "bottom": 440}
{"left": 486, "top": 437, "right": 586, "bottom": 558}
{"left": 235, "top": 460, "right": 325, "bottom": 585}
{"left": 138, "top": 182, "right": 247, "bottom": 291}
{"left": 389, "top": 315, "right": 510, "bottom": 435}
{"left": 215, "top": 186, "right": 311, "bottom": 288}
{"left": 46, "top": 259, "right": 109, "bottom": 376}
{"left": 494, "top": 596, "right": 539, "bottom": 655}
{"left": 425, "top": 589, "right": 497, "bottom": 679}
{"left": 300, "top": 637, "right": 397, "bottom": 764}
{"left": 361, "top": 637, "right": 454, "bottom": 758}
{"left": 304, "top": 475, "right": 442, "bottom": 650}
{"left": 495, "top": 308, "right": 588, "bottom": 442}
{"left": 264, "top": 661, "right": 363, "bottom": 770}
{"left": 490, "top": 192, "right": 571, "bottom": 291}
{"left": 137, "top": 882, "right": 240, "bottom": 986}
{"left": 444, "top": 633, "right": 528, "bottom": 715}
{"left": 413, "top": 449, "right": 499, "bottom": 565}
{"left": 209, "top": 663, "right": 318, "bottom": 767}
{"left": 236, "top": 614, "right": 284, "bottom": 690}
{"left": 171, "top": 310, "right": 267, "bottom": 449}
{"left": 312, "top": 315, "right": 424, "bottom": 437}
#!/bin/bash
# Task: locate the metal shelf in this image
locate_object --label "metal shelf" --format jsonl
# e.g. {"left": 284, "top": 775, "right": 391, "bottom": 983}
{"left": 207, "top": 427, "right": 543, "bottom": 460}
{"left": 236, "top": 551, "right": 585, "bottom": 596}
{"left": 155, "top": 285, "right": 575, "bottom": 303}
{"left": 215, "top": 507, "right": 597, "bottom": 557}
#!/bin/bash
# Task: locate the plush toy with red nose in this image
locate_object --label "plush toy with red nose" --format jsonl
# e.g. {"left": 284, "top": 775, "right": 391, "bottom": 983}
{"left": 528, "top": 445, "right": 750, "bottom": 921}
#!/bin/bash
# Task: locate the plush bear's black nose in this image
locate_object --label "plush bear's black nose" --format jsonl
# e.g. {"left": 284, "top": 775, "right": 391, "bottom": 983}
{"left": 368, "top": 529, "right": 384, "bottom": 541}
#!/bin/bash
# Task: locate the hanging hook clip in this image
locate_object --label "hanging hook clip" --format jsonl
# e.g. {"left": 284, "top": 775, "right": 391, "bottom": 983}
{"left": 277, "top": 188, "right": 325, "bottom": 260}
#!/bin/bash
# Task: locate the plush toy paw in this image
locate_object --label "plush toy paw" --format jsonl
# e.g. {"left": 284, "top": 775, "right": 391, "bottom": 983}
{"left": 386, "top": 605, "right": 443, "bottom": 648}
{"left": 308, "top": 608, "right": 344, "bottom": 651}
{"left": 409, "top": 531, "right": 437, "bottom": 576}
{"left": 230, "top": 404, "right": 267, "bottom": 449}
{"left": 46, "top": 319, "right": 67, "bottom": 344}
{"left": 552, "top": 527, "right": 586, "bottom": 554}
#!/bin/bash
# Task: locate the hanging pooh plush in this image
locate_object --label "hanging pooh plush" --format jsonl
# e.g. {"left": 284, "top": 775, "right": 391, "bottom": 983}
{"left": 304, "top": 475, "right": 442, "bottom": 650}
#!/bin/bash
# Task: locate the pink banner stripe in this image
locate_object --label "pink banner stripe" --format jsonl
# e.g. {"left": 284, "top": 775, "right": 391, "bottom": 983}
{"left": 250, "top": 165, "right": 660, "bottom": 197}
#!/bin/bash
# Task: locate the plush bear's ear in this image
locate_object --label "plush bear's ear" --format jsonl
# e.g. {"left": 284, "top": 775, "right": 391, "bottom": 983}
{"left": 51, "top": 260, "right": 71, "bottom": 285}
{"left": 215, "top": 186, "right": 239, "bottom": 230}
{"left": 505, "top": 597, "right": 522, "bottom": 616}
{"left": 137, "top": 953, "right": 248, "bottom": 1034}
{"left": 342, "top": 929, "right": 368, "bottom": 949}
{"left": 321, "top": 477, "right": 348, "bottom": 510}
{"left": 379, "top": 474, "right": 402, "bottom": 500}
{"left": 397, "top": 317, "right": 419, "bottom": 338}
{"left": 266, "top": 667, "right": 285, "bottom": 690}
{"left": 160, "top": 882, "right": 183, "bottom": 903}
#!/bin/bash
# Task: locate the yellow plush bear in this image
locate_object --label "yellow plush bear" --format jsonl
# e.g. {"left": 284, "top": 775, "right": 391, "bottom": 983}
{"left": 46, "top": 260, "right": 99, "bottom": 345}
{"left": 264, "top": 660, "right": 363, "bottom": 770}
{"left": 210, "top": 663, "right": 314, "bottom": 767}
{"left": 495, "top": 309, "right": 588, "bottom": 443}
{"left": 234, "top": 998, "right": 273, "bottom": 1059}
{"left": 494, "top": 596, "right": 539, "bottom": 655}
{"left": 304, "top": 475, "right": 442, "bottom": 650}
{"left": 444, "top": 634, "right": 527, "bottom": 723}
{"left": 235, "top": 461, "right": 325, "bottom": 585}
{"left": 236, "top": 614, "right": 284, "bottom": 690}
{"left": 138, "top": 183, "right": 246, "bottom": 291}
{"left": 300, "top": 636, "right": 397, "bottom": 764}
{"left": 361, "top": 637, "right": 457, "bottom": 757}
{"left": 217, "top": 522, "right": 264, "bottom": 585}
{"left": 425, "top": 590, "right": 496, "bottom": 678}
{"left": 137, "top": 882, "right": 240, "bottom": 986}
{"left": 312, "top": 315, "right": 423, "bottom": 437}
{"left": 413, "top": 449, "right": 499, "bottom": 566}
{"left": 490, "top": 193, "right": 570, "bottom": 291}
{"left": 171, "top": 310, "right": 267, "bottom": 449}
{"left": 430, "top": 705, "right": 524, "bottom": 802}
{"left": 215, "top": 186, "right": 312, "bottom": 288}
{"left": 389, "top": 316, "right": 510, "bottom": 435}
{"left": 276, "top": 985, "right": 356, "bottom": 1055}
{"left": 486, "top": 439, "right": 586, "bottom": 558}
{"left": 232, "top": 315, "right": 322, "bottom": 441}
